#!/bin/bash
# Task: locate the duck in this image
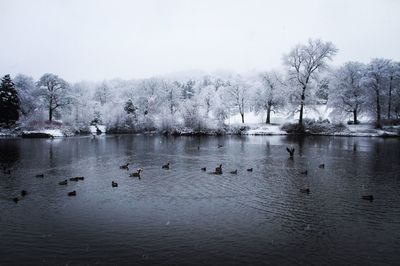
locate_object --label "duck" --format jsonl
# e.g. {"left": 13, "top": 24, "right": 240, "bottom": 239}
{"left": 112, "top": 181, "right": 118, "bottom": 187}
{"left": 21, "top": 190, "right": 28, "bottom": 197}
{"left": 300, "top": 188, "right": 310, "bottom": 194}
{"left": 197, "top": 146, "right": 200, "bottom": 150}
{"left": 286, "top": 147, "right": 295, "bottom": 158}
{"left": 217, "top": 144, "right": 223, "bottom": 148}
{"left": 3, "top": 169, "right": 11, "bottom": 175}
{"left": 130, "top": 168, "right": 143, "bottom": 178}
{"left": 76, "top": 176, "right": 84, "bottom": 180}
{"left": 58, "top": 180, "right": 68, "bottom": 185}
{"left": 162, "top": 163, "right": 170, "bottom": 169}
{"left": 69, "top": 177, "right": 79, "bottom": 182}
{"left": 230, "top": 169, "right": 238, "bottom": 175}
{"left": 68, "top": 191, "right": 77, "bottom": 196}
{"left": 362, "top": 195, "right": 374, "bottom": 201}
{"left": 120, "top": 163, "right": 130, "bottom": 170}
{"left": 318, "top": 164, "right": 325, "bottom": 169}
{"left": 201, "top": 167, "right": 207, "bottom": 171}
{"left": 300, "top": 170, "right": 308, "bottom": 175}
{"left": 215, "top": 164, "right": 222, "bottom": 175}
{"left": 13, "top": 197, "right": 19, "bottom": 203}
{"left": 247, "top": 168, "right": 253, "bottom": 172}
{"left": 35, "top": 173, "right": 44, "bottom": 178}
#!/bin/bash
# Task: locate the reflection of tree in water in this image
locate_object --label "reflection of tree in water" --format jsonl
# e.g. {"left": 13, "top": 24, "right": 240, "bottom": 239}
{"left": 0, "top": 139, "right": 20, "bottom": 170}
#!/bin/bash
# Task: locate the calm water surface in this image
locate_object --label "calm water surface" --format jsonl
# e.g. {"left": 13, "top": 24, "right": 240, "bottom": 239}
{"left": 0, "top": 135, "right": 399, "bottom": 265}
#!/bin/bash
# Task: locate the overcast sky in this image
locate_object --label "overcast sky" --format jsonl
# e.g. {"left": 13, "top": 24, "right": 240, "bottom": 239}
{"left": 1, "top": 0, "right": 399, "bottom": 82}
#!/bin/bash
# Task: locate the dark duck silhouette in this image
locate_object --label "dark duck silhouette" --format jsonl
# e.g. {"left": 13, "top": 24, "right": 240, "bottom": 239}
{"left": 201, "top": 167, "right": 207, "bottom": 171}
{"left": 362, "top": 195, "right": 374, "bottom": 201}
{"left": 59, "top": 180, "right": 68, "bottom": 185}
{"left": 68, "top": 191, "right": 77, "bottom": 196}
{"left": 230, "top": 169, "right": 237, "bottom": 174}
{"left": 319, "top": 164, "right": 325, "bottom": 169}
{"left": 120, "top": 163, "right": 130, "bottom": 170}
{"left": 69, "top": 176, "right": 84, "bottom": 182}
{"left": 112, "top": 181, "right": 118, "bottom": 187}
{"left": 214, "top": 164, "right": 222, "bottom": 175}
{"left": 247, "top": 168, "right": 253, "bottom": 172}
{"left": 217, "top": 144, "right": 223, "bottom": 148}
{"left": 130, "top": 168, "right": 143, "bottom": 178}
{"left": 162, "top": 163, "right": 170, "bottom": 169}
{"left": 286, "top": 147, "right": 295, "bottom": 158}
{"left": 300, "top": 188, "right": 310, "bottom": 194}
{"left": 13, "top": 197, "right": 19, "bottom": 203}
{"left": 35, "top": 173, "right": 44, "bottom": 178}
{"left": 300, "top": 170, "right": 308, "bottom": 175}
{"left": 21, "top": 190, "right": 28, "bottom": 197}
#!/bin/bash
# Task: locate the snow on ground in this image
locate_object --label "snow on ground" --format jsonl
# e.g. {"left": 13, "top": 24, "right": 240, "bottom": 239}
{"left": 89, "top": 125, "right": 106, "bottom": 134}
{"left": 23, "top": 129, "right": 64, "bottom": 137}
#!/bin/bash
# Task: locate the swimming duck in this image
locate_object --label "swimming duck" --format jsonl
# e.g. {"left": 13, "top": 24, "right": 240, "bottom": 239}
{"left": 130, "top": 168, "right": 143, "bottom": 178}
{"left": 300, "top": 188, "right": 310, "bottom": 194}
{"left": 217, "top": 144, "right": 223, "bottom": 148}
{"left": 59, "top": 180, "right": 68, "bottom": 185}
{"left": 13, "top": 197, "right": 19, "bottom": 203}
{"left": 247, "top": 168, "right": 253, "bottom": 172}
{"left": 162, "top": 163, "right": 170, "bottom": 169}
{"left": 21, "top": 190, "right": 28, "bottom": 197}
{"left": 120, "top": 163, "right": 130, "bottom": 170}
{"left": 69, "top": 177, "right": 79, "bottom": 182}
{"left": 201, "top": 167, "right": 207, "bottom": 171}
{"left": 215, "top": 164, "right": 222, "bottom": 175}
{"left": 300, "top": 170, "right": 308, "bottom": 175}
{"left": 68, "top": 191, "right": 77, "bottom": 196}
{"left": 112, "top": 181, "right": 118, "bottom": 187}
{"left": 286, "top": 147, "right": 295, "bottom": 158}
{"left": 3, "top": 169, "right": 11, "bottom": 175}
{"left": 362, "top": 195, "right": 374, "bottom": 201}
{"left": 35, "top": 174, "right": 44, "bottom": 178}
{"left": 230, "top": 169, "right": 237, "bottom": 174}
{"left": 318, "top": 164, "right": 325, "bottom": 169}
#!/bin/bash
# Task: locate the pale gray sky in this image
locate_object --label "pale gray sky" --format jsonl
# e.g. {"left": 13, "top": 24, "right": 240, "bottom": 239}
{"left": 1, "top": 0, "right": 399, "bottom": 82}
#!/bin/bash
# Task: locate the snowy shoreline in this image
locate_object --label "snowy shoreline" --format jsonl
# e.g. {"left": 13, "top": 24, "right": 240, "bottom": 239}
{"left": 1, "top": 124, "right": 398, "bottom": 138}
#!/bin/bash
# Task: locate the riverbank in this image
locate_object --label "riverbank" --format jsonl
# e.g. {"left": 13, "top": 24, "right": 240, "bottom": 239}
{"left": 1, "top": 123, "right": 399, "bottom": 138}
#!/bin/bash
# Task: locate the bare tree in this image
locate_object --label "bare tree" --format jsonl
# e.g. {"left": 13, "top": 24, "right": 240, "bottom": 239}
{"left": 329, "top": 62, "right": 366, "bottom": 124}
{"left": 254, "top": 71, "right": 286, "bottom": 124}
{"left": 37, "top": 73, "right": 71, "bottom": 122}
{"left": 225, "top": 76, "right": 250, "bottom": 123}
{"left": 361, "top": 58, "right": 391, "bottom": 128}
{"left": 283, "top": 39, "right": 337, "bottom": 125}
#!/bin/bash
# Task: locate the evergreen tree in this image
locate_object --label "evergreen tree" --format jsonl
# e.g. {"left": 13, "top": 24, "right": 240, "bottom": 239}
{"left": 0, "top": 74, "right": 20, "bottom": 126}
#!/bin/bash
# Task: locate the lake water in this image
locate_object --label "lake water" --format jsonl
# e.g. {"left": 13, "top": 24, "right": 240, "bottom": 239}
{"left": 1, "top": 135, "right": 399, "bottom": 265}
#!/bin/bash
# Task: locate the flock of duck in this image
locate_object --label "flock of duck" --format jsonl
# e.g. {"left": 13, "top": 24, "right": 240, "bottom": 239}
{"left": 2, "top": 144, "right": 374, "bottom": 203}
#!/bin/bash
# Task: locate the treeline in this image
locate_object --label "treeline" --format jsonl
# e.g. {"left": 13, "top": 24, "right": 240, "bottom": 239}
{"left": 1, "top": 39, "right": 400, "bottom": 133}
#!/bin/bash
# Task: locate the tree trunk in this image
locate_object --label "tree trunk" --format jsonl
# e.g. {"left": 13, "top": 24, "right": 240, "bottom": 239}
{"left": 299, "top": 87, "right": 306, "bottom": 125}
{"left": 388, "top": 75, "right": 393, "bottom": 119}
{"left": 266, "top": 105, "right": 271, "bottom": 124}
{"left": 49, "top": 98, "right": 53, "bottom": 122}
{"left": 376, "top": 90, "right": 382, "bottom": 128}
{"left": 241, "top": 113, "right": 244, "bottom": 123}
{"left": 353, "top": 109, "right": 357, "bottom": 124}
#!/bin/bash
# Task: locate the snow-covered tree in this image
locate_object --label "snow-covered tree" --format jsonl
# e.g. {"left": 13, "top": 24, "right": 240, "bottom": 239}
{"left": 225, "top": 75, "right": 251, "bottom": 123}
{"left": 37, "top": 73, "right": 71, "bottom": 122}
{"left": 329, "top": 62, "right": 366, "bottom": 124}
{"left": 387, "top": 61, "right": 400, "bottom": 119}
{"left": 0, "top": 74, "right": 20, "bottom": 126}
{"left": 13, "top": 74, "right": 38, "bottom": 117}
{"left": 283, "top": 39, "right": 338, "bottom": 125}
{"left": 254, "top": 71, "right": 286, "bottom": 124}
{"left": 361, "top": 58, "right": 391, "bottom": 128}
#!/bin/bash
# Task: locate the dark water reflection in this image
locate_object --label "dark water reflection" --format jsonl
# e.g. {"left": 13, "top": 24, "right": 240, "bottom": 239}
{"left": 0, "top": 135, "right": 399, "bottom": 265}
